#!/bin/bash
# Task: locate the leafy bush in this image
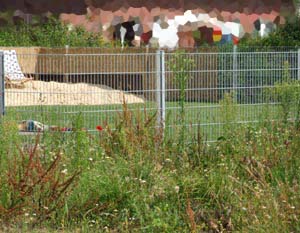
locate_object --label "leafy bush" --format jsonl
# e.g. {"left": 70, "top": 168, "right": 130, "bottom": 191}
{"left": 239, "top": 16, "right": 300, "bottom": 48}
{"left": 0, "top": 17, "right": 108, "bottom": 47}
{"left": 267, "top": 61, "right": 300, "bottom": 124}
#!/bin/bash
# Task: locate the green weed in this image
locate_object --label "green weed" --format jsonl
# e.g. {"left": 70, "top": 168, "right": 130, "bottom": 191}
{"left": 0, "top": 100, "right": 299, "bottom": 232}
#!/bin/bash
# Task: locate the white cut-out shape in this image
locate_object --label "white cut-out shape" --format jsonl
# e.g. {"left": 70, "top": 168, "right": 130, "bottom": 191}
{"left": 260, "top": 23, "right": 266, "bottom": 37}
{"left": 153, "top": 21, "right": 178, "bottom": 48}
{"left": 133, "top": 24, "right": 139, "bottom": 32}
{"left": 219, "top": 23, "right": 232, "bottom": 35}
{"left": 197, "top": 14, "right": 211, "bottom": 23}
{"left": 174, "top": 15, "right": 188, "bottom": 26}
{"left": 183, "top": 10, "right": 198, "bottom": 23}
{"left": 224, "top": 22, "right": 245, "bottom": 38}
{"left": 1, "top": 50, "right": 25, "bottom": 80}
{"left": 151, "top": 10, "right": 248, "bottom": 48}
{"left": 120, "top": 26, "right": 127, "bottom": 48}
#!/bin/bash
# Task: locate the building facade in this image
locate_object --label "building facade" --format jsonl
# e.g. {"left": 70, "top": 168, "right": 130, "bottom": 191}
{"left": 0, "top": 0, "right": 296, "bottom": 47}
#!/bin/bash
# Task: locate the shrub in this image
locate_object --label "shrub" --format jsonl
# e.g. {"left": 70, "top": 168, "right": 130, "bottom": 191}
{"left": 239, "top": 16, "right": 300, "bottom": 48}
{"left": 267, "top": 61, "right": 300, "bottom": 124}
{"left": 0, "top": 133, "right": 80, "bottom": 226}
{"left": 0, "top": 17, "right": 108, "bottom": 47}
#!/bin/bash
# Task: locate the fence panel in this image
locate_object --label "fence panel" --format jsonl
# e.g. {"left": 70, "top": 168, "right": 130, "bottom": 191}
{"left": 4, "top": 50, "right": 158, "bottom": 132}
{"left": 163, "top": 49, "right": 298, "bottom": 141}
{"left": 2, "top": 48, "right": 299, "bottom": 142}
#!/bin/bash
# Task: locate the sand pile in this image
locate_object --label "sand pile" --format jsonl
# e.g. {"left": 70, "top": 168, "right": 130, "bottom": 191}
{"left": 5, "top": 80, "right": 144, "bottom": 106}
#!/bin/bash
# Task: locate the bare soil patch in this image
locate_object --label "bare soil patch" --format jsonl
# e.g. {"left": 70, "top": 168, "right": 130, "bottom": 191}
{"left": 5, "top": 80, "right": 144, "bottom": 106}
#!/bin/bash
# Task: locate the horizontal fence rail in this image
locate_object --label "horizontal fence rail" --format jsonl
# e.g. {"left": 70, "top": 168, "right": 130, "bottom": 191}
{"left": 1, "top": 47, "right": 299, "bottom": 142}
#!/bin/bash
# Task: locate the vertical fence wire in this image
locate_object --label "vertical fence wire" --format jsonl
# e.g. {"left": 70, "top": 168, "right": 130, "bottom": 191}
{"left": 0, "top": 52, "right": 4, "bottom": 116}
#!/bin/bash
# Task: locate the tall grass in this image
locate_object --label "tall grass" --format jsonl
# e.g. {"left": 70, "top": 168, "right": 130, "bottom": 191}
{"left": 0, "top": 85, "right": 300, "bottom": 232}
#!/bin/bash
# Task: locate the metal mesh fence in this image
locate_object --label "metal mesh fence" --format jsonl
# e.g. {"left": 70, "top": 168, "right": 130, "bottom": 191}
{"left": 1, "top": 47, "right": 299, "bottom": 142}
{"left": 163, "top": 49, "right": 299, "bottom": 141}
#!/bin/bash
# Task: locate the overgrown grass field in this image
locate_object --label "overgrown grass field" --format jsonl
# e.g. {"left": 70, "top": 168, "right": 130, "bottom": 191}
{"left": 0, "top": 78, "right": 300, "bottom": 232}
{"left": 5, "top": 101, "right": 282, "bottom": 142}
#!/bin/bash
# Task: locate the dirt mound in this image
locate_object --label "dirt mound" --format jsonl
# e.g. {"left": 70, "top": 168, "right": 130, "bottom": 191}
{"left": 5, "top": 80, "right": 144, "bottom": 106}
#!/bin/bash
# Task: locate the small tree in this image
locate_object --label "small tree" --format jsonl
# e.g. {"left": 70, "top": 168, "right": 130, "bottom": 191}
{"left": 167, "top": 51, "right": 194, "bottom": 150}
{"left": 269, "top": 61, "right": 300, "bottom": 125}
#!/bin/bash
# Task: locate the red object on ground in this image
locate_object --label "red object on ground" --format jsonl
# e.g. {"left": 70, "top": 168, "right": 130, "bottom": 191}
{"left": 96, "top": 125, "right": 103, "bottom": 131}
{"left": 61, "top": 127, "right": 72, "bottom": 131}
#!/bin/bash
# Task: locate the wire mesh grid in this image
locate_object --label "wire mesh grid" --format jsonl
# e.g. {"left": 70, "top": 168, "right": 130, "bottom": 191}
{"left": 164, "top": 49, "right": 299, "bottom": 141}
{"left": 1, "top": 47, "right": 299, "bottom": 142}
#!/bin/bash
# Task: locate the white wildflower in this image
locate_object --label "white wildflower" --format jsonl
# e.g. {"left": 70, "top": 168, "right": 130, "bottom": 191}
{"left": 61, "top": 169, "right": 68, "bottom": 174}
{"left": 139, "top": 179, "right": 146, "bottom": 184}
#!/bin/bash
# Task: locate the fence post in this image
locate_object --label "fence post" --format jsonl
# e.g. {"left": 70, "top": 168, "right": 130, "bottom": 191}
{"left": 0, "top": 52, "right": 4, "bottom": 116}
{"left": 232, "top": 45, "right": 238, "bottom": 101}
{"left": 156, "top": 50, "right": 166, "bottom": 130}
{"left": 64, "top": 45, "right": 70, "bottom": 83}
{"left": 297, "top": 49, "right": 300, "bottom": 80}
